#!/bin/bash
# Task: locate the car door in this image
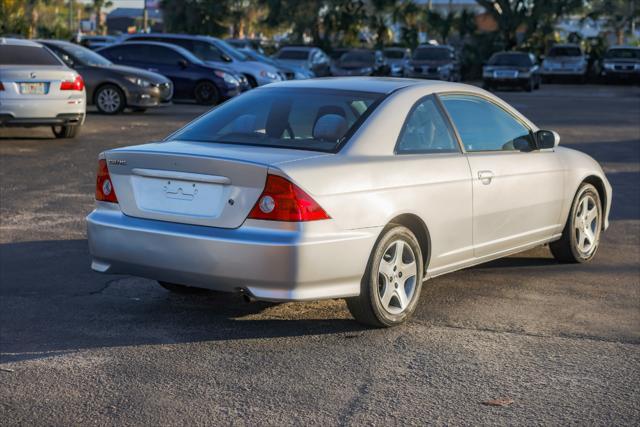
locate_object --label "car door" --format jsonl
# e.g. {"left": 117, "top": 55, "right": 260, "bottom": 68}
{"left": 395, "top": 95, "right": 473, "bottom": 273}
{"left": 439, "top": 93, "right": 564, "bottom": 258}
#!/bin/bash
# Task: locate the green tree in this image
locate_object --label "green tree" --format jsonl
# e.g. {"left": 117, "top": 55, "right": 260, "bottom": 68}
{"left": 162, "top": 0, "right": 230, "bottom": 36}
{"left": 587, "top": 0, "right": 639, "bottom": 45}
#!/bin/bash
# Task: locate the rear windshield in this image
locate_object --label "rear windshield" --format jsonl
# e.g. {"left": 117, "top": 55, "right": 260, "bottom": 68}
{"left": 277, "top": 50, "right": 310, "bottom": 60}
{"left": 413, "top": 47, "right": 451, "bottom": 61}
{"left": 605, "top": 49, "right": 640, "bottom": 59}
{"left": 489, "top": 53, "right": 532, "bottom": 66}
{"left": 168, "top": 88, "right": 384, "bottom": 152}
{"left": 548, "top": 46, "right": 582, "bottom": 57}
{"left": 0, "top": 45, "right": 61, "bottom": 65}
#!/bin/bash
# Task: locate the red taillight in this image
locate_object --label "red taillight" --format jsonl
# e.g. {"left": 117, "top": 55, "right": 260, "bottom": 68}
{"left": 248, "top": 174, "right": 330, "bottom": 222}
{"left": 96, "top": 159, "right": 118, "bottom": 203}
{"left": 0, "top": 82, "right": 4, "bottom": 91}
{"left": 60, "top": 75, "right": 84, "bottom": 91}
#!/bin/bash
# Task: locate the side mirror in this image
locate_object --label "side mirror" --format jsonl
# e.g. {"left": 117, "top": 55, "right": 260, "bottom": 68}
{"left": 221, "top": 54, "right": 232, "bottom": 63}
{"left": 536, "top": 130, "right": 560, "bottom": 149}
{"left": 178, "top": 59, "right": 188, "bottom": 68}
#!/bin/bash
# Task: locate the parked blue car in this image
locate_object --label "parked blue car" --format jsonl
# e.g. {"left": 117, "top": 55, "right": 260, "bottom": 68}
{"left": 96, "top": 41, "right": 245, "bottom": 105}
{"left": 123, "top": 33, "right": 283, "bottom": 87}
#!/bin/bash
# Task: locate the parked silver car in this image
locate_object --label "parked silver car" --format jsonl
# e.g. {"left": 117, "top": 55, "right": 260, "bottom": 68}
{"left": 541, "top": 44, "right": 588, "bottom": 82}
{"left": 87, "top": 78, "right": 611, "bottom": 327}
{"left": 0, "top": 38, "right": 86, "bottom": 138}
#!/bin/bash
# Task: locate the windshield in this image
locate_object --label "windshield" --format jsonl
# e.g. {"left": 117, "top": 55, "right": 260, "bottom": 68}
{"left": 340, "top": 51, "right": 375, "bottom": 65}
{"left": 0, "top": 45, "right": 61, "bottom": 65}
{"left": 605, "top": 49, "right": 640, "bottom": 60}
{"left": 413, "top": 47, "right": 450, "bottom": 61}
{"left": 213, "top": 39, "right": 248, "bottom": 61}
{"left": 168, "top": 88, "right": 384, "bottom": 152}
{"left": 59, "top": 43, "right": 112, "bottom": 66}
{"left": 488, "top": 53, "right": 532, "bottom": 67}
{"left": 548, "top": 46, "right": 582, "bottom": 57}
{"left": 277, "top": 50, "right": 310, "bottom": 60}
{"left": 384, "top": 49, "right": 405, "bottom": 59}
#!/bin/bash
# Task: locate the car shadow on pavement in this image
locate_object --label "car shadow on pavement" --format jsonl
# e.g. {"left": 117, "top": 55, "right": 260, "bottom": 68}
{"left": 0, "top": 239, "right": 367, "bottom": 364}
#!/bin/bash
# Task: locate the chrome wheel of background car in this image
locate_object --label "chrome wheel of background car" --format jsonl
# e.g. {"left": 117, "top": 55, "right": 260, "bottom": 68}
{"left": 376, "top": 239, "right": 417, "bottom": 315}
{"left": 574, "top": 193, "right": 600, "bottom": 257}
{"left": 97, "top": 87, "right": 122, "bottom": 113}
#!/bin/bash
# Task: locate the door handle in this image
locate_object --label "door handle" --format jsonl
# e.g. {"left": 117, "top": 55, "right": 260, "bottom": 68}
{"left": 478, "top": 170, "right": 494, "bottom": 185}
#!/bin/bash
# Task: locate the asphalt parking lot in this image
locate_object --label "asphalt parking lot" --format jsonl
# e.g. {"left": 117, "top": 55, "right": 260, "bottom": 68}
{"left": 1, "top": 83, "right": 639, "bottom": 425}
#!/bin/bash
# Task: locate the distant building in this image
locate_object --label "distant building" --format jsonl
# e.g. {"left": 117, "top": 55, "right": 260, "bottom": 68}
{"left": 106, "top": 8, "right": 164, "bottom": 34}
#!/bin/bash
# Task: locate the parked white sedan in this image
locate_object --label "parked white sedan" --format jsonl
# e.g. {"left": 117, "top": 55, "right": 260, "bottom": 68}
{"left": 87, "top": 78, "right": 611, "bottom": 327}
{"left": 0, "top": 38, "right": 86, "bottom": 138}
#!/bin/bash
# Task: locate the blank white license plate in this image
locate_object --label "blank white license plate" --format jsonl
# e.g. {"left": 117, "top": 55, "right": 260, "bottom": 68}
{"left": 132, "top": 176, "right": 226, "bottom": 218}
{"left": 19, "top": 82, "right": 48, "bottom": 95}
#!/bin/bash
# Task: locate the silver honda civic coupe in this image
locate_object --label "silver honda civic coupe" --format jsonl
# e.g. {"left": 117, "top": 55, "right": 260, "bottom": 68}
{"left": 87, "top": 77, "right": 612, "bottom": 327}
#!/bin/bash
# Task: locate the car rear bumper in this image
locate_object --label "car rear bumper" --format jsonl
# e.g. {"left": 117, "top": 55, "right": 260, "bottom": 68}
{"left": 0, "top": 94, "right": 85, "bottom": 128}
{"left": 86, "top": 203, "right": 380, "bottom": 301}
{"left": 0, "top": 112, "right": 85, "bottom": 127}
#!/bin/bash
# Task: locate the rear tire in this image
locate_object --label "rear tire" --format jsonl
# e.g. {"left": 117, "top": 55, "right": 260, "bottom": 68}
{"left": 346, "top": 225, "right": 424, "bottom": 327}
{"left": 52, "top": 124, "right": 80, "bottom": 138}
{"left": 550, "top": 183, "right": 602, "bottom": 263}
{"left": 194, "top": 80, "right": 220, "bottom": 105}
{"left": 525, "top": 78, "right": 534, "bottom": 92}
{"left": 158, "top": 281, "right": 210, "bottom": 294}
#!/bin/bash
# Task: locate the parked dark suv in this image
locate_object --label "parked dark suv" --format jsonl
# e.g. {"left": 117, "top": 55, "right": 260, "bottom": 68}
{"left": 483, "top": 51, "right": 541, "bottom": 92}
{"left": 39, "top": 40, "right": 172, "bottom": 114}
{"left": 330, "top": 49, "right": 390, "bottom": 77}
{"left": 97, "top": 42, "right": 243, "bottom": 105}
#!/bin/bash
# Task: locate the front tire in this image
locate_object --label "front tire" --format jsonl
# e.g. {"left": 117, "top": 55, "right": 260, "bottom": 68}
{"left": 550, "top": 183, "right": 602, "bottom": 263}
{"left": 95, "top": 84, "right": 125, "bottom": 114}
{"left": 52, "top": 124, "right": 80, "bottom": 138}
{"left": 194, "top": 81, "right": 220, "bottom": 105}
{"left": 346, "top": 225, "right": 424, "bottom": 327}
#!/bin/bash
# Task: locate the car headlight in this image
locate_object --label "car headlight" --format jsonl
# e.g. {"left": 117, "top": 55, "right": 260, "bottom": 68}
{"left": 125, "top": 76, "right": 151, "bottom": 87}
{"left": 361, "top": 67, "right": 373, "bottom": 74}
{"left": 603, "top": 63, "right": 615, "bottom": 70}
{"left": 391, "top": 64, "right": 402, "bottom": 71}
{"left": 260, "top": 70, "right": 281, "bottom": 80}
{"left": 214, "top": 70, "right": 240, "bottom": 86}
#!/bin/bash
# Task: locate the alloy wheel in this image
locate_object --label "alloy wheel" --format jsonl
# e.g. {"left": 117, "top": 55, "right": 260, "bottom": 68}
{"left": 97, "top": 88, "right": 122, "bottom": 113}
{"left": 574, "top": 193, "right": 600, "bottom": 257}
{"left": 376, "top": 239, "right": 418, "bottom": 315}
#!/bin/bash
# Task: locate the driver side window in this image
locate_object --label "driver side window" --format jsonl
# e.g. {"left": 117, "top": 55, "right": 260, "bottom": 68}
{"left": 396, "top": 96, "right": 459, "bottom": 154}
{"left": 440, "top": 94, "right": 534, "bottom": 152}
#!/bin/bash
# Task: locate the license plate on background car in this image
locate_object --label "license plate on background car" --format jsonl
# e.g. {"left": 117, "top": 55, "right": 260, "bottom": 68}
{"left": 19, "top": 82, "right": 48, "bottom": 95}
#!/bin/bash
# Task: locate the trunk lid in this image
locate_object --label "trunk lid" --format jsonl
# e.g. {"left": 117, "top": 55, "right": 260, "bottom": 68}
{"left": 105, "top": 140, "right": 328, "bottom": 228}
{"left": 0, "top": 65, "right": 78, "bottom": 100}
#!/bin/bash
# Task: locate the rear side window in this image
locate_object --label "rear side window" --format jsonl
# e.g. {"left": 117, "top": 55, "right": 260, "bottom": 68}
{"left": 0, "top": 45, "right": 61, "bottom": 65}
{"left": 396, "top": 96, "right": 459, "bottom": 154}
{"left": 169, "top": 88, "right": 384, "bottom": 152}
{"left": 99, "top": 45, "right": 137, "bottom": 61}
{"left": 441, "top": 94, "right": 533, "bottom": 152}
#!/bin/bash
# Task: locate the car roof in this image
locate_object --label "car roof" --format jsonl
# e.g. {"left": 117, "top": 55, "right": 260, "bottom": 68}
{"left": 264, "top": 77, "right": 464, "bottom": 94}
{"left": 37, "top": 39, "right": 75, "bottom": 48}
{"left": 608, "top": 45, "right": 640, "bottom": 50}
{"left": 126, "top": 33, "right": 218, "bottom": 42}
{"left": 0, "top": 37, "right": 43, "bottom": 47}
